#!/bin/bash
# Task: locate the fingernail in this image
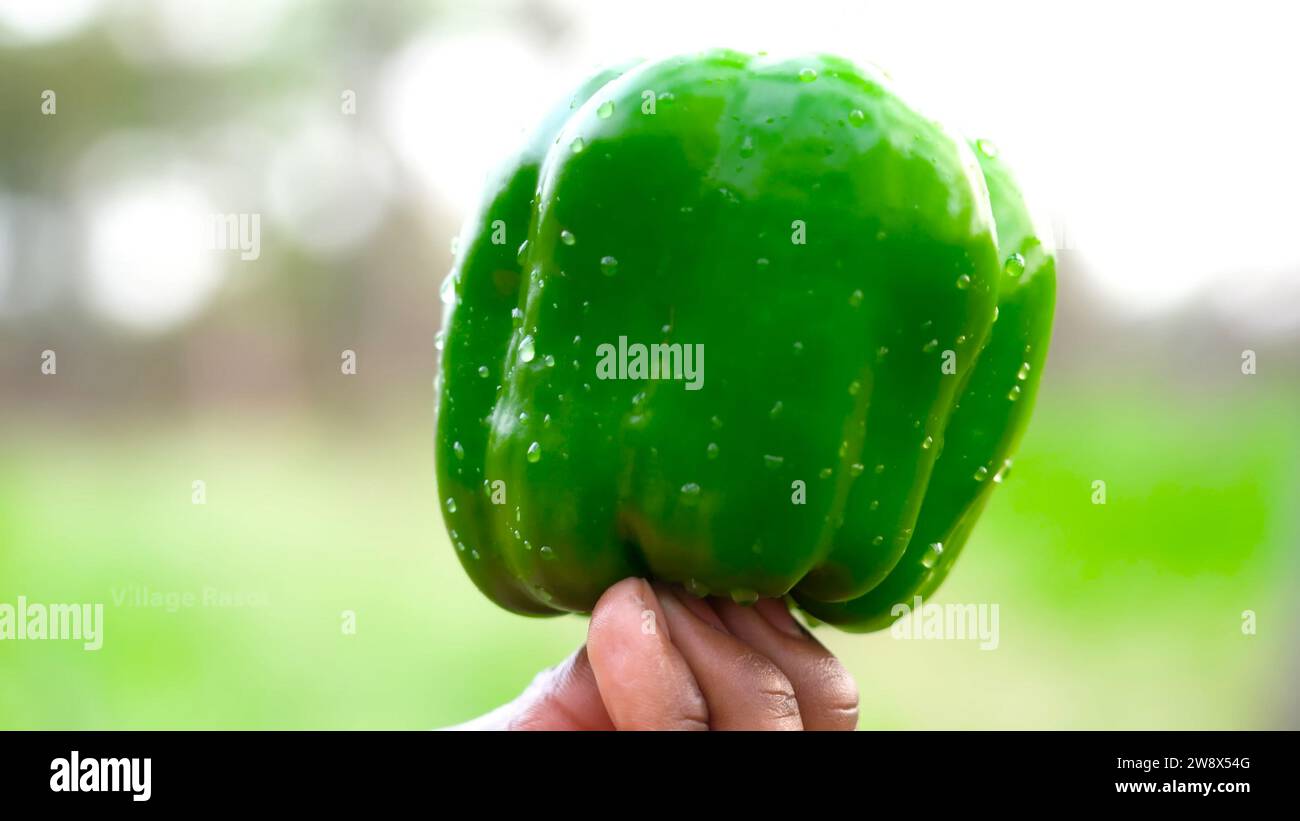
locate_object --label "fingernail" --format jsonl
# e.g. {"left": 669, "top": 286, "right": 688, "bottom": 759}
{"left": 632, "top": 577, "right": 653, "bottom": 608}
{"left": 658, "top": 584, "right": 730, "bottom": 633}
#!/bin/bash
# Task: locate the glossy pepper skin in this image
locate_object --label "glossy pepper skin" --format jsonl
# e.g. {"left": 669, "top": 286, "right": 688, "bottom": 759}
{"left": 435, "top": 50, "right": 1055, "bottom": 631}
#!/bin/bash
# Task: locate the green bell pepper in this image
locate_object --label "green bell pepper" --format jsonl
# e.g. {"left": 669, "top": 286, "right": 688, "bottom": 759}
{"left": 435, "top": 50, "right": 1055, "bottom": 631}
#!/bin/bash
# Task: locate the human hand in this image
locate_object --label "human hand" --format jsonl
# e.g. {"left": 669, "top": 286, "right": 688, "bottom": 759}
{"left": 454, "top": 577, "right": 859, "bottom": 730}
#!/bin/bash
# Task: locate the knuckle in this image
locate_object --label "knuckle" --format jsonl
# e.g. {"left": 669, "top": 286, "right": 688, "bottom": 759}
{"left": 740, "top": 653, "right": 802, "bottom": 724}
{"left": 811, "top": 656, "right": 859, "bottom": 729}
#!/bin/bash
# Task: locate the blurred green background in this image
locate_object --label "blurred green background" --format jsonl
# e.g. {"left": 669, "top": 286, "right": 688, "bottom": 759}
{"left": 2, "top": 1, "right": 1297, "bottom": 729}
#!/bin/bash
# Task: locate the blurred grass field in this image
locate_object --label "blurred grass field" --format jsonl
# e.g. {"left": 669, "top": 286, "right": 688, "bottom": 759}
{"left": 1, "top": 383, "right": 1295, "bottom": 729}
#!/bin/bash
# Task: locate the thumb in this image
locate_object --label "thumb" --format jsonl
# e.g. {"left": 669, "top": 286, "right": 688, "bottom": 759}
{"left": 585, "top": 578, "right": 709, "bottom": 730}
{"left": 451, "top": 578, "right": 707, "bottom": 730}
